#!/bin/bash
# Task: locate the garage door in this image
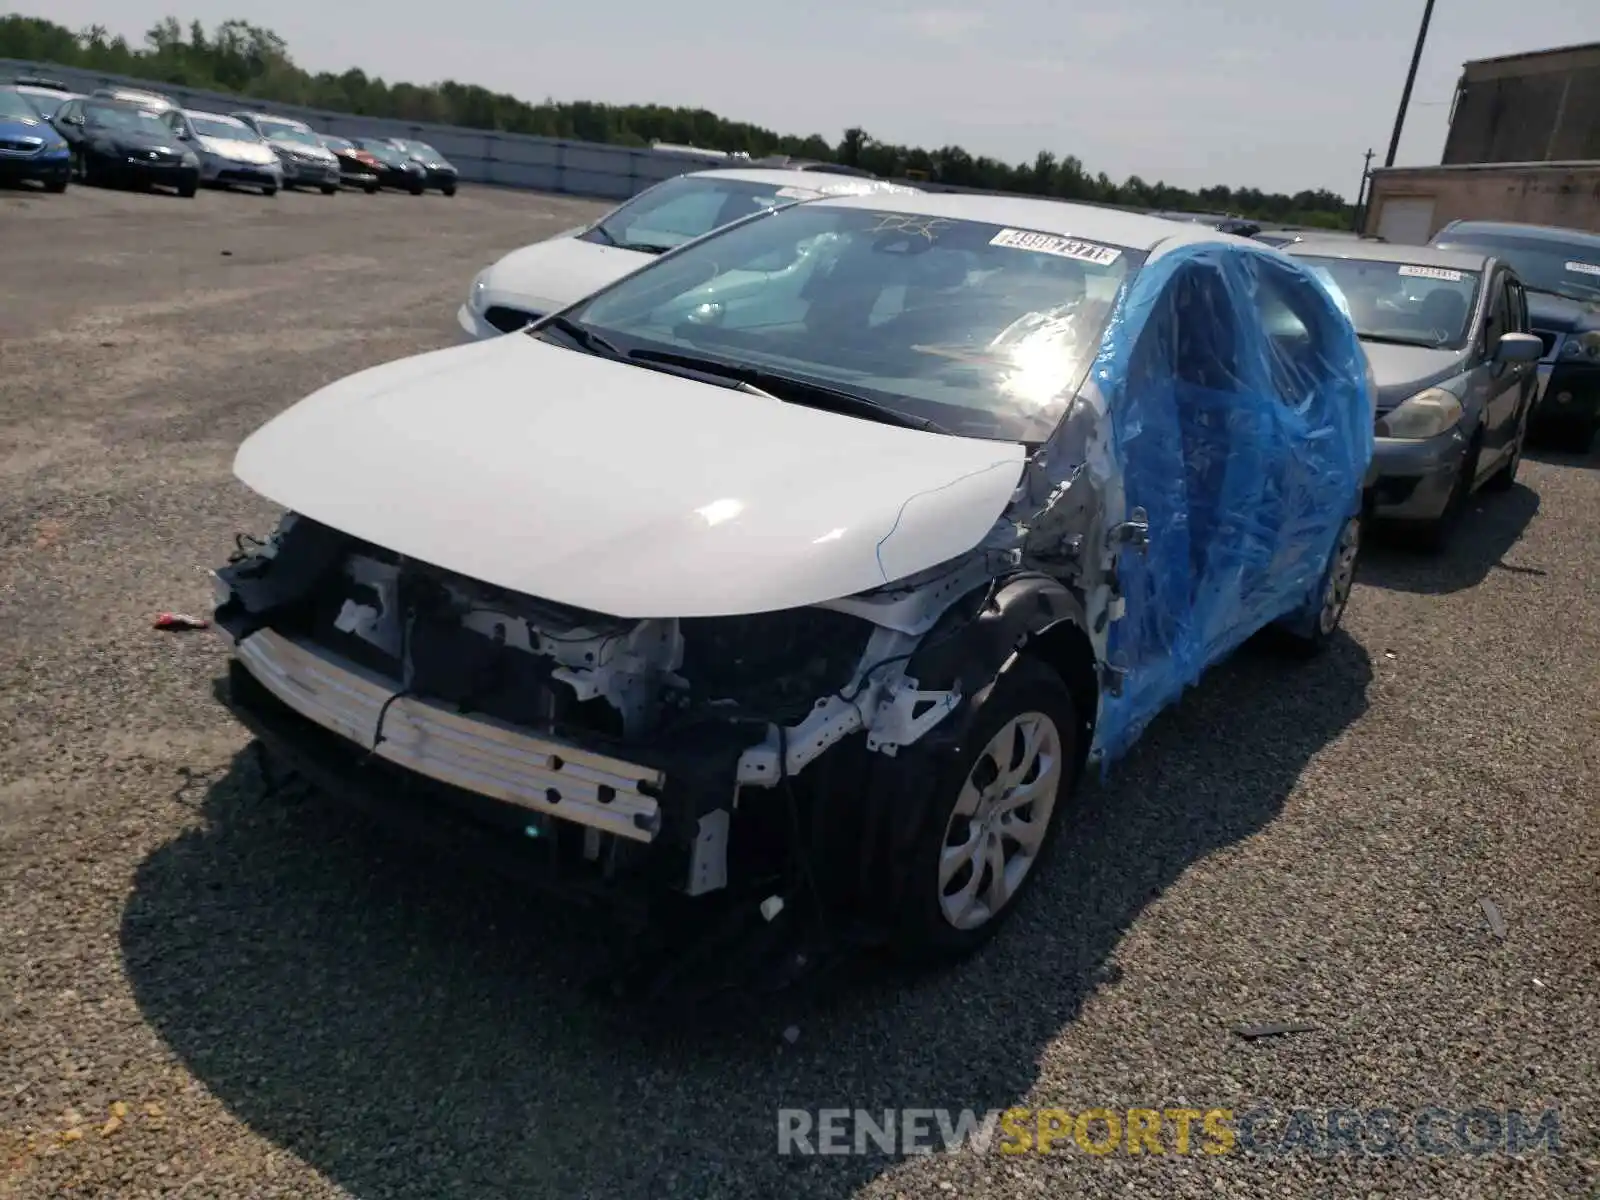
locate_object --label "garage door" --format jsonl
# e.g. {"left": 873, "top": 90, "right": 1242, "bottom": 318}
{"left": 1377, "top": 197, "right": 1437, "bottom": 245}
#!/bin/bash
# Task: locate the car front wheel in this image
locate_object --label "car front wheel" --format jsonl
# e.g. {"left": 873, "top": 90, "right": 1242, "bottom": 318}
{"left": 1553, "top": 412, "right": 1596, "bottom": 455}
{"left": 891, "top": 656, "right": 1079, "bottom": 962}
{"left": 1484, "top": 424, "right": 1527, "bottom": 491}
{"left": 1274, "top": 510, "right": 1361, "bottom": 656}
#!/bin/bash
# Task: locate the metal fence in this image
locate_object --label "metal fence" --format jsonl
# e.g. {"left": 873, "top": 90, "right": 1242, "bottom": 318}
{"left": 1, "top": 57, "right": 729, "bottom": 200}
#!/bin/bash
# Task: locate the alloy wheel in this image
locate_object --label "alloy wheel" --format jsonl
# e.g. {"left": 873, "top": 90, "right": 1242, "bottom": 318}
{"left": 938, "top": 711, "right": 1063, "bottom": 931}
{"left": 1319, "top": 515, "right": 1361, "bottom": 634}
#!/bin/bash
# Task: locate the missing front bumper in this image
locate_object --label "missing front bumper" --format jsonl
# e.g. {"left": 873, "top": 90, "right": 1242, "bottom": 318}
{"left": 234, "top": 628, "right": 665, "bottom": 843}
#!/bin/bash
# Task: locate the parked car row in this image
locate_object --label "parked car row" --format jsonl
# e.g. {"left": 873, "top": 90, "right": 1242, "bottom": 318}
{"left": 0, "top": 80, "right": 459, "bottom": 199}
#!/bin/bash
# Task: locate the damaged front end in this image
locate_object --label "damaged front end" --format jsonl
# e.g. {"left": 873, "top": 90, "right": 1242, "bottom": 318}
{"left": 210, "top": 513, "right": 1013, "bottom": 928}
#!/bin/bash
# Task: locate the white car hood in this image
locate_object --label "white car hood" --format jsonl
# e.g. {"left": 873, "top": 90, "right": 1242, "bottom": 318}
{"left": 481, "top": 235, "right": 652, "bottom": 315}
{"left": 199, "top": 136, "right": 276, "bottom": 165}
{"left": 233, "top": 336, "right": 1026, "bottom": 618}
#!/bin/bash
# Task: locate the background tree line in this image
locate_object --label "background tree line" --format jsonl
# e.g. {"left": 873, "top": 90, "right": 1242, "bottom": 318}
{"left": 1, "top": 14, "right": 1352, "bottom": 226}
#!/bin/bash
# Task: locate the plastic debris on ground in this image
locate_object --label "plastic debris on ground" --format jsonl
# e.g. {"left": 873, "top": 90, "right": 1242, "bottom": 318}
{"left": 154, "top": 611, "right": 211, "bottom": 631}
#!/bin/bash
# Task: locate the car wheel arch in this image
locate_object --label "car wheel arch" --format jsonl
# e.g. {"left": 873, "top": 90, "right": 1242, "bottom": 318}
{"left": 905, "top": 572, "right": 1099, "bottom": 763}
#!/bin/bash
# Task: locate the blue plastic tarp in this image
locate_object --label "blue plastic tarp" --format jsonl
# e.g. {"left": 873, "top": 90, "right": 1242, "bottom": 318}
{"left": 1085, "top": 242, "right": 1374, "bottom": 764}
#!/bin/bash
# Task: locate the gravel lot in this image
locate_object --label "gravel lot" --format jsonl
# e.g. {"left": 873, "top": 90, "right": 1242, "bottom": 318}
{"left": 1, "top": 181, "right": 1596, "bottom": 1200}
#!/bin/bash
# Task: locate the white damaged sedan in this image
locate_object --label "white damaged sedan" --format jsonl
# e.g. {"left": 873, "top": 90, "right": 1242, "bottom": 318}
{"left": 216, "top": 191, "right": 1371, "bottom": 990}
{"left": 456, "top": 167, "right": 919, "bottom": 341}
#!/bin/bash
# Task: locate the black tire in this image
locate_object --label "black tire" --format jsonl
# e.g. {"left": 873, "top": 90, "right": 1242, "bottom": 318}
{"left": 1273, "top": 510, "right": 1362, "bottom": 657}
{"left": 1415, "top": 436, "right": 1480, "bottom": 553}
{"left": 177, "top": 178, "right": 198, "bottom": 199}
{"left": 409, "top": 182, "right": 424, "bottom": 196}
{"left": 261, "top": 185, "right": 277, "bottom": 197}
{"left": 363, "top": 180, "right": 379, "bottom": 194}
{"left": 889, "top": 655, "right": 1081, "bottom": 964}
{"left": 442, "top": 182, "right": 457, "bottom": 197}
{"left": 44, "top": 178, "right": 68, "bottom": 194}
{"left": 1483, "top": 427, "right": 1526, "bottom": 492}
{"left": 320, "top": 183, "right": 338, "bottom": 195}
{"left": 1554, "top": 413, "right": 1597, "bottom": 455}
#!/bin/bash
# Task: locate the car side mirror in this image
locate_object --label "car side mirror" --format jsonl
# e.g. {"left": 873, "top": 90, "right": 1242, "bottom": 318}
{"left": 1495, "top": 332, "right": 1543, "bottom": 364}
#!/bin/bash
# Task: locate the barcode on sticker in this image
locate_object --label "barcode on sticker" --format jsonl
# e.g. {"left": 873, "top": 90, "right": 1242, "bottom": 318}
{"left": 1565, "top": 260, "right": 1600, "bottom": 278}
{"left": 1398, "top": 264, "right": 1465, "bottom": 283}
{"left": 990, "top": 228, "right": 1122, "bottom": 266}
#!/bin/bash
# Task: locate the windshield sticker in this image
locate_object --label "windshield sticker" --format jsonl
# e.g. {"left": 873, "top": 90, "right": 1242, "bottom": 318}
{"left": 1565, "top": 260, "right": 1600, "bottom": 277}
{"left": 990, "top": 228, "right": 1122, "bottom": 266}
{"left": 1397, "top": 264, "right": 1465, "bottom": 283}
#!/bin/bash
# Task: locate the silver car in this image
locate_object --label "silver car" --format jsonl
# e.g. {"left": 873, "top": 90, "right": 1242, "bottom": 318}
{"left": 1289, "top": 239, "right": 1544, "bottom": 548}
{"left": 230, "top": 111, "right": 340, "bottom": 194}
{"left": 163, "top": 109, "right": 282, "bottom": 195}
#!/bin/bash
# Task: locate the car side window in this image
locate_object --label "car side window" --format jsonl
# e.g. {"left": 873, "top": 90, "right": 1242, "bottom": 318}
{"left": 1249, "top": 264, "right": 1326, "bottom": 407}
{"left": 1481, "top": 271, "right": 1510, "bottom": 357}
{"left": 1508, "top": 278, "right": 1530, "bottom": 333}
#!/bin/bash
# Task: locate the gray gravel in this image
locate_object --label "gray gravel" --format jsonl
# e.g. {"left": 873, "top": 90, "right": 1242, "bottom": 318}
{"left": 2, "top": 180, "right": 1597, "bottom": 1200}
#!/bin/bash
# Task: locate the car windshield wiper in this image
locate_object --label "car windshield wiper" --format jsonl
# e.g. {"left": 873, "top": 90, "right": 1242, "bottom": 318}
{"left": 535, "top": 313, "right": 624, "bottom": 359}
{"left": 585, "top": 223, "right": 621, "bottom": 248}
{"left": 622, "top": 241, "right": 678, "bottom": 256}
{"left": 626, "top": 349, "right": 953, "bottom": 434}
{"left": 1359, "top": 333, "right": 1445, "bottom": 348}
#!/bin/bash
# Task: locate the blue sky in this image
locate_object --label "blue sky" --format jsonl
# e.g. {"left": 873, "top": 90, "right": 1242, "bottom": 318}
{"left": 13, "top": 0, "right": 1599, "bottom": 198}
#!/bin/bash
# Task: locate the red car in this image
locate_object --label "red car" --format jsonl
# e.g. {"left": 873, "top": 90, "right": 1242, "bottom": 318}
{"left": 320, "top": 136, "right": 382, "bottom": 193}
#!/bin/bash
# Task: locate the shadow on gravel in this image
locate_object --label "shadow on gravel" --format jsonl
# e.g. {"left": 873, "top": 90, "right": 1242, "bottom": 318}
{"left": 1525, "top": 444, "right": 1597, "bottom": 471}
{"left": 122, "top": 633, "right": 1371, "bottom": 1200}
{"left": 1360, "top": 482, "right": 1541, "bottom": 596}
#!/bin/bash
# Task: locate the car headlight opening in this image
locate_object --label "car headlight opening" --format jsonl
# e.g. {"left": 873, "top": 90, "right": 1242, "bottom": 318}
{"left": 1560, "top": 330, "right": 1600, "bottom": 362}
{"left": 1375, "top": 387, "right": 1463, "bottom": 440}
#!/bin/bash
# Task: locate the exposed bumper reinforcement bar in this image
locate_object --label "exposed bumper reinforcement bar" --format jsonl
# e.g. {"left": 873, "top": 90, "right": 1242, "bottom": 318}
{"left": 234, "top": 629, "right": 665, "bottom": 842}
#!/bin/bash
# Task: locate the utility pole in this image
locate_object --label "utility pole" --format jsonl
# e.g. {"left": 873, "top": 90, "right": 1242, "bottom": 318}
{"left": 1384, "top": 0, "right": 1437, "bottom": 168}
{"left": 1353, "top": 148, "right": 1375, "bottom": 232}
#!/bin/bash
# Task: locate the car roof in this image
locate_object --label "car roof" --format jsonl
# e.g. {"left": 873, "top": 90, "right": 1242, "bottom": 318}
{"left": 96, "top": 87, "right": 172, "bottom": 102}
{"left": 805, "top": 191, "right": 1262, "bottom": 253}
{"left": 1436, "top": 219, "right": 1600, "bottom": 250}
{"left": 1288, "top": 240, "right": 1489, "bottom": 271}
{"left": 82, "top": 96, "right": 163, "bottom": 113}
{"left": 11, "top": 81, "right": 73, "bottom": 94}
{"left": 183, "top": 109, "right": 247, "bottom": 125}
{"left": 236, "top": 110, "right": 309, "bottom": 127}
{"left": 683, "top": 167, "right": 920, "bottom": 196}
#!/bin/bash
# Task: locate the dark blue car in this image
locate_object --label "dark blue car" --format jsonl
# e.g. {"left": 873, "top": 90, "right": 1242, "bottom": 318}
{"left": 1431, "top": 220, "right": 1600, "bottom": 453}
{"left": 0, "top": 86, "right": 70, "bottom": 192}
